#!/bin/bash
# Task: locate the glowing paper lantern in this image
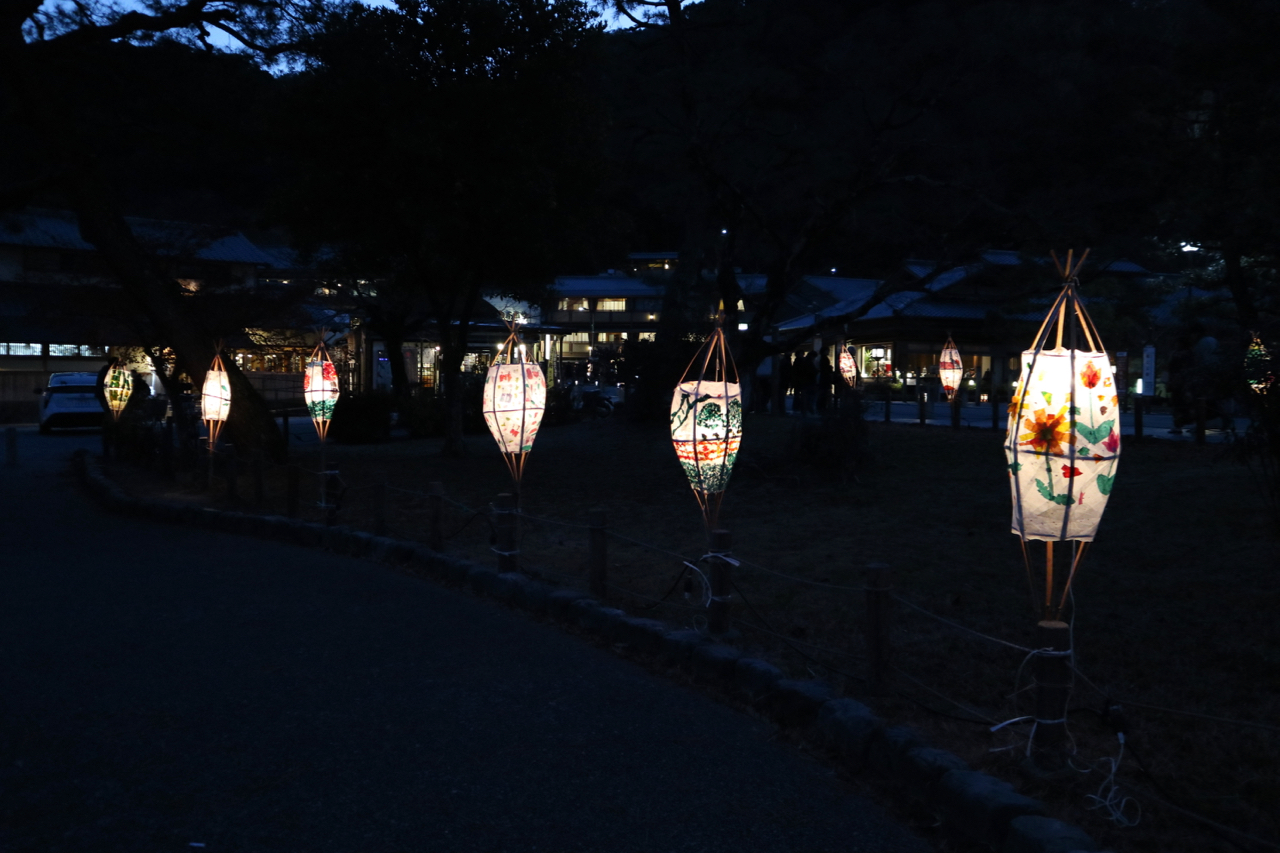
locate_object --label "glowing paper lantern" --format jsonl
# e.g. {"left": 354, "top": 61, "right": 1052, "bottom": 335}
{"left": 838, "top": 346, "right": 858, "bottom": 386}
{"left": 939, "top": 337, "right": 963, "bottom": 401}
{"left": 103, "top": 363, "right": 132, "bottom": 420}
{"left": 202, "top": 352, "right": 231, "bottom": 448}
{"left": 483, "top": 328, "right": 546, "bottom": 485}
{"left": 304, "top": 344, "right": 340, "bottom": 442}
{"left": 1245, "top": 335, "right": 1273, "bottom": 394}
{"left": 671, "top": 309, "right": 742, "bottom": 530}
{"left": 1005, "top": 250, "right": 1119, "bottom": 619}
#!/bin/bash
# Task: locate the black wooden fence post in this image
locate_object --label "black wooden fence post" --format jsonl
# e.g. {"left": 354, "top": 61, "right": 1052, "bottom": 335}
{"left": 493, "top": 493, "right": 518, "bottom": 573}
{"left": 1030, "top": 619, "right": 1072, "bottom": 774}
{"left": 707, "top": 529, "right": 733, "bottom": 635}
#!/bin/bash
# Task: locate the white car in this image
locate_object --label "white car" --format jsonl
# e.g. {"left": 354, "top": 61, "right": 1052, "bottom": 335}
{"left": 37, "top": 371, "right": 105, "bottom": 433}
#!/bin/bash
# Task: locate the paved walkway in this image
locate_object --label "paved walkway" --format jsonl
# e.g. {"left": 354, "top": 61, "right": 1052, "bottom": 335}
{"left": 0, "top": 428, "right": 929, "bottom": 853}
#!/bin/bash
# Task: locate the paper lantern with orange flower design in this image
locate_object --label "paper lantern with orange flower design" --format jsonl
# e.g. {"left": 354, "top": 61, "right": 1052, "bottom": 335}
{"left": 1004, "top": 250, "right": 1120, "bottom": 621}
{"left": 483, "top": 325, "right": 546, "bottom": 486}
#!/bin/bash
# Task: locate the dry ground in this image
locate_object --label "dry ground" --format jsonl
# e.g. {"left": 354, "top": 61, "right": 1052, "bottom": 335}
{"left": 106, "top": 409, "right": 1279, "bottom": 853}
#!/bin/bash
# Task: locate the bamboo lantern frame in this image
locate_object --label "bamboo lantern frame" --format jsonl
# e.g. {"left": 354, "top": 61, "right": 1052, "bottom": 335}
{"left": 304, "top": 341, "right": 340, "bottom": 444}
{"left": 838, "top": 345, "right": 859, "bottom": 387}
{"left": 482, "top": 320, "right": 546, "bottom": 489}
{"left": 1005, "top": 249, "right": 1121, "bottom": 621}
{"left": 671, "top": 305, "right": 742, "bottom": 532}
{"left": 103, "top": 363, "right": 133, "bottom": 421}
{"left": 939, "top": 336, "right": 963, "bottom": 402}
{"left": 202, "top": 351, "right": 232, "bottom": 451}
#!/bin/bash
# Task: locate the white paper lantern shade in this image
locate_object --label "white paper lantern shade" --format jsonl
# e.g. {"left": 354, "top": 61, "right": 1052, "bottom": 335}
{"left": 1004, "top": 250, "right": 1120, "bottom": 620}
{"left": 838, "top": 347, "right": 858, "bottom": 386}
{"left": 104, "top": 364, "right": 132, "bottom": 420}
{"left": 304, "top": 345, "right": 340, "bottom": 443}
{"left": 671, "top": 312, "right": 742, "bottom": 531}
{"left": 202, "top": 352, "right": 232, "bottom": 449}
{"left": 483, "top": 330, "right": 546, "bottom": 486}
{"left": 939, "top": 337, "right": 963, "bottom": 401}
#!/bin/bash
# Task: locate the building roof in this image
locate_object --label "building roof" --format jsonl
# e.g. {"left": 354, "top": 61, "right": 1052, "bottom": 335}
{"left": 0, "top": 209, "right": 275, "bottom": 265}
{"left": 551, "top": 275, "right": 665, "bottom": 298}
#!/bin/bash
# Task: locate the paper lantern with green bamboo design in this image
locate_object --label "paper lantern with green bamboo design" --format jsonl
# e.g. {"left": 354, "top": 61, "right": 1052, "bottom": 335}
{"left": 483, "top": 322, "right": 546, "bottom": 486}
{"left": 939, "top": 337, "right": 963, "bottom": 401}
{"left": 1245, "top": 335, "right": 1273, "bottom": 395}
{"left": 103, "top": 363, "right": 132, "bottom": 420}
{"left": 838, "top": 346, "right": 858, "bottom": 386}
{"left": 304, "top": 343, "right": 340, "bottom": 442}
{"left": 1004, "top": 250, "right": 1120, "bottom": 620}
{"left": 201, "top": 352, "right": 231, "bottom": 449}
{"left": 671, "top": 307, "right": 742, "bottom": 530}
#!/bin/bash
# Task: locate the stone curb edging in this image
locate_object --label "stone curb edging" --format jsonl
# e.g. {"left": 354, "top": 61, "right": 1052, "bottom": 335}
{"left": 72, "top": 450, "right": 1109, "bottom": 853}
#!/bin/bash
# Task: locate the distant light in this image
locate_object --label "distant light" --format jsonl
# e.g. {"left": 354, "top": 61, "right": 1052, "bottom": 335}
{"left": 738, "top": 323, "right": 749, "bottom": 331}
{"left": 1135, "top": 378, "right": 1143, "bottom": 394}
{"left": 721, "top": 229, "right": 728, "bottom": 235}
{"left": 1181, "top": 242, "right": 1200, "bottom": 252}
{"left": 664, "top": 262, "right": 669, "bottom": 269}
{"left": 830, "top": 268, "right": 837, "bottom": 274}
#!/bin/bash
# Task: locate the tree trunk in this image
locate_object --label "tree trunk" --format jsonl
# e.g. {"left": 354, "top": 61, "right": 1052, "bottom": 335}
{"left": 1222, "top": 243, "right": 1259, "bottom": 331}
{"left": 67, "top": 181, "right": 286, "bottom": 460}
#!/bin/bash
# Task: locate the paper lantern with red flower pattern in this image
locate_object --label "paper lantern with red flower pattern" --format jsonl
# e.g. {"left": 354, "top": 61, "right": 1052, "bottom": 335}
{"left": 838, "top": 346, "right": 858, "bottom": 386}
{"left": 304, "top": 344, "right": 340, "bottom": 443}
{"left": 483, "top": 326, "right": 546, "bottom": 485}
{"left": 939, "top": 337, "right": 963, "bottom": 401}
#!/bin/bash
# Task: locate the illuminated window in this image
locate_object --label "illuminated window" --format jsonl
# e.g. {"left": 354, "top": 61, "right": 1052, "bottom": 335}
{"left": 596, "top": 298, "right": 626, "bottom": 312}
{"left": 48, "top": 344, "right": 81, "bottom": 356}
{"left": 558, "top": 298, "right": 590, "bottom": 311}
{"left": 564, "top": 332, "right": 590, "bottom": 342}
{"left": 5, "top": 343, "right": 41, "bottom": 356}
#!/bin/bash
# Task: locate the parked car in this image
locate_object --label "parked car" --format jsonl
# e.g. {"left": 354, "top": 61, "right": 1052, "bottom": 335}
{"left": 36, "top": 372, "right": 105, "bottom": 433}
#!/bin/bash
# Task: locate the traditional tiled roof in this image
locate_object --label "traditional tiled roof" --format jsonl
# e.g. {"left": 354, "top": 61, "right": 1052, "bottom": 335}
{"left": 0, "top": 209, "right": 275, "bottom": 265}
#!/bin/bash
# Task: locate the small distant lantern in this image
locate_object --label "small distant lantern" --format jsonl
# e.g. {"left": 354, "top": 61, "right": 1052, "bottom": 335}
{"left": 304, "top": 343, "right": 340, "bottom": 442}
{"left": 483, "top": 321, "right": 546, "bottom": 487}
{"left": 671, "top": 304, "right": 742, "bottom": 531}
{"left": 103, "top": 362, "right": 133, "bottom": 420}
{"left": 1245, "top": 335, "right": 1273, "bottom": 394}
{"left": 939, "top": 337, "right": 963, "bottom": 401}
{"left": 202, "top": 351, "right": 231, "bottom": 450}
{"left": 838, "top": 346, "right": 858, "bottom": 386}
{"left": 1005, "top": 250, "right": 1120, "bottom": 621}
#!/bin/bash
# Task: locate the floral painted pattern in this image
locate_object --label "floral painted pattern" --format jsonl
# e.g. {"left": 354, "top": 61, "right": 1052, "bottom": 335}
{"left": 671, "top": 380, "right": 742, "bottom": 494}
{"left": 838, "top": 349, "right": 858, "bottom": 386}
{"left": 304, "top": 359, "right": 340, "bottom": 423}
{"left": 1004, "top": 349, "right": 1120, "bottom": 542}
{"left": 483, "top": 362, "right": 546, "bottom": 454}
{"left": 939, "top": 339, "right": 963, "bottom": 399}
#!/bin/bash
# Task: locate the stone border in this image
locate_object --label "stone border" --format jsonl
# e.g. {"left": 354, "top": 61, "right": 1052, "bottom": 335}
{"left": 73, "top": 450, "right": 1108, "bottom": 853}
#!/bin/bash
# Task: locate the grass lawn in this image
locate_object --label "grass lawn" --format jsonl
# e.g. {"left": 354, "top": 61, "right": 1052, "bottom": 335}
{"left": 107, "top": 406, "right": 1278, "bottom": 853}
